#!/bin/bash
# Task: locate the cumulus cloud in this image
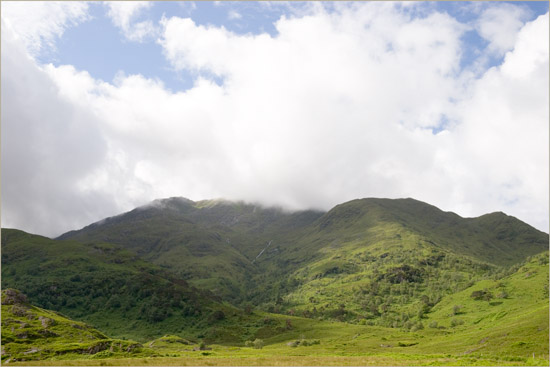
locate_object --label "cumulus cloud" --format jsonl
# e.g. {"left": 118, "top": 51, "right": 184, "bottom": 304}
{"left": 450, "top": 13, "right": 549, "bottom": 230}
{"left": 1, "top": 21, "right": 116, "bottom": 236}
{"left": 105, "top": 1, "right": 156, "bottom": 42}
{"left": 0, "top": 1, "right": 89, "bottom": 57}
{"left": 1, "top": 2, "right": 548, "bottom": 236}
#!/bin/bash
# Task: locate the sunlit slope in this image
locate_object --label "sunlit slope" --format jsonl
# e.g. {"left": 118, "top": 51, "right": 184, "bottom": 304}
{"left": 252, "top": 253, "right": 548, "bottom": 364}
{"left": 2, "top": 250, "right": 548, "bottom": 365}
{"left": 421, "top": 251, "right": 549, "bottom": 358}
{"left": 302, "top": 198, "right": 547, "bottom": 267}
{"left": 246, "top": 198, "right": 548, "bottom": 311}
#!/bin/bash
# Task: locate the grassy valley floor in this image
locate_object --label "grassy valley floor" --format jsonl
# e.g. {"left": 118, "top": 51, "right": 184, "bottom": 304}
{"left": 6, "top": 346, "right": 548, "bottom": 366}
{"left": 5, "top": 308, "right": 548, "bottom": 366}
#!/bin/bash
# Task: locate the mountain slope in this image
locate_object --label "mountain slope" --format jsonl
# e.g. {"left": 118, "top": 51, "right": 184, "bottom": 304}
{"left": 58, "top": 197, "right": 324, "bottom": 302}
{"left": 308, "top": 198, "right": 548, "bottom": 267}
{"left": 1, "top": 288, "right": 151, "bottom": 363}
{"left": 1, "top": 229, "right": 251, "bottom": 342}
{"left": 55, "top": 197, "right": 548, "bottom": 312}
{"left": 240, "top": 198, "right": 548, "bottom": 310}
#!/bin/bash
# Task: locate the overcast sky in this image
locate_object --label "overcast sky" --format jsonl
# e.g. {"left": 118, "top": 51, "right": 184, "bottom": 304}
{"left": 1, "top": 1, "right": 549, "bottom": 237}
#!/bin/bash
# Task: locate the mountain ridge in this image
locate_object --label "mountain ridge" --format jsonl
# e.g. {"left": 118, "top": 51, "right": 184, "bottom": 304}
{"left": 52, "top": 196, "right": 548, "bottom": 307}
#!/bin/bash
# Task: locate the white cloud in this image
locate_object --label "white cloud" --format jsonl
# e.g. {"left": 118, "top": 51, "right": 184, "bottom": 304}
{"left": 1, "top": 23, "right": 115, "bottom": 236}
{"left": 0, "top": 1, "right": 89, "bottom": 57}
{"left": 476, "top": 3, "right": 531, "bottom": 56}
{"left": 450, "top": 13, "right": 549, "bottom": 230}
{"left": 105, "top": 1, "right": 156, "bottom": 42}
{"left": 2, "top": 3, "right": 548, "bottom": 236}
{"left": 228, "top": 10, "right": 242, "bottom": 20}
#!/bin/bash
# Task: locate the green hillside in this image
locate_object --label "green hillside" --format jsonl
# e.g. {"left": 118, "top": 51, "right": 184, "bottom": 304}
{"left": 1, "top": 288, "right": 152, "bottom": 363}
{"left": 2, "top": 196, "right": 548, "bottom": 365}
{"left": 1, "top": 229, "right": 258, "bottom": 342}
{"left": 241, "top": 198, "right": 548, "bottom": 311}
{"left": 57, "top": 197, "right": 547, "bottom": 308}
{"left": 58, "top": 198, "right": 324, "bottom": 302}
{"left": 2, "top": 253, "right": 548, "bottom": 366}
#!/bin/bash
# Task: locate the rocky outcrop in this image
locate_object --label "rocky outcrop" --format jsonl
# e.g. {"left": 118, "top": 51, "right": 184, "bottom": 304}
{"left": 1, "top": 289, "right": 28, "bottom": 305}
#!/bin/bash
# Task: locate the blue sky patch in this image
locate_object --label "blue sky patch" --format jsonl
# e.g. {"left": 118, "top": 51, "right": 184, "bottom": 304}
{"left": 39, "top": 1, "right": 549, "bottom": 93}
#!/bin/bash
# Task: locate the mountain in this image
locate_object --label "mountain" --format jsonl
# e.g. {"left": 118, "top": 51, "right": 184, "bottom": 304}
{"left": 2, "top": 196, "right": 548, "bottom": 364}
{"left": 57, "top": 197, "right": 547, "bottom": 309}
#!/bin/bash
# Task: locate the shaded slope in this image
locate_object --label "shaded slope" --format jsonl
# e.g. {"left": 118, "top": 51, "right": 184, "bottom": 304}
{"left": 1, "top": 289, "right": 151, "bottom": 363}
{"left": 1, "top": 229, "right": 245, "bottom": 342}
{"left": 58, "top": 197, "right": 324, "bottom": 301}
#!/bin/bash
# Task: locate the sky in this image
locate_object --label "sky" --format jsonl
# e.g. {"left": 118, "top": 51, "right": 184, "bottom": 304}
{"left": 1, "top": 1, "right": 549, "bottom": 237}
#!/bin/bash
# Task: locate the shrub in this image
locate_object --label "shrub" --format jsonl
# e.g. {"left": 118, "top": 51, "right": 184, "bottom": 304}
{"left": 253, "top": 339, "right": 264, "bottom": 349}
{"left": 450, "top": 318, "right": 464, "bottom": 327}
{"left": 287, "top": 340, "right": 299, "bottom": 347}
{"left": 497, "top": 291, "right": 509, "bottom": 299}
{"left": 470, "top": 290, "right": 493, "bottom": 301}
{"left": 429, "top": 321, "right": 438, "bottom": 328}
{"left": 452, "top": 305, "right": 461, "bottom": 315}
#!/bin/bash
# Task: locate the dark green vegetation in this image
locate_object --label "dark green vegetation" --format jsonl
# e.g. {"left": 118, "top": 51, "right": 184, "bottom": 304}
{"left": 2, "top": 197, "right": 549, "bottom": 365}
{"left": 1, "top": 288, "right": 152, "bottom": 362}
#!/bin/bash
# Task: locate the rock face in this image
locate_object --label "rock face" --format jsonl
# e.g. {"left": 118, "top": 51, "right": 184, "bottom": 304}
{"left": 86, "top": 342, "right": 110, "bottom": 354}
{"left": 38, "top": 316, "right": 56, "bottom": 328}
{"left": 1, "top": 289, "right": 28, "bottom": 305}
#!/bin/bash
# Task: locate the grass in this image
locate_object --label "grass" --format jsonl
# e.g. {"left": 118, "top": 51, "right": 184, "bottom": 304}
{"left": 8, "top": 354, "right": 548, "bottom": 366}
